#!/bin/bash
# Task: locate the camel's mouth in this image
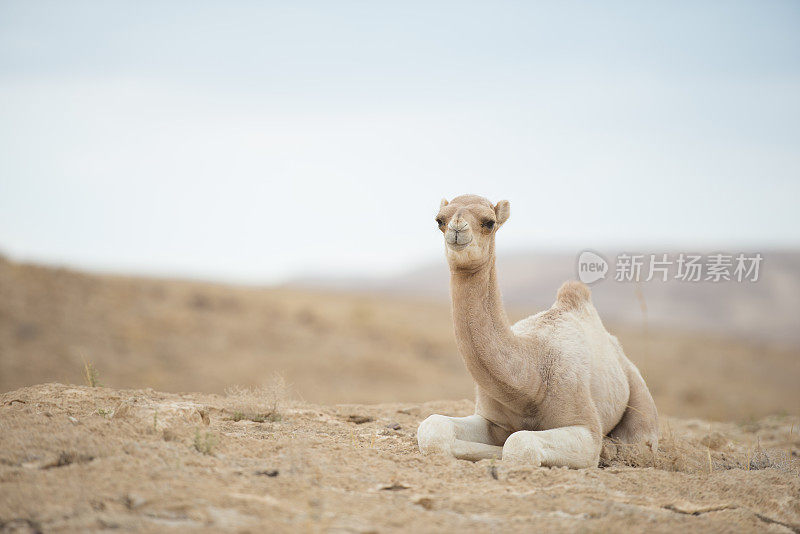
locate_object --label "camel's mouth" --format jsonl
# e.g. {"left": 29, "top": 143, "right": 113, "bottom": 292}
{"left": 446, "top": 239, "right": 472, "bottom": 252}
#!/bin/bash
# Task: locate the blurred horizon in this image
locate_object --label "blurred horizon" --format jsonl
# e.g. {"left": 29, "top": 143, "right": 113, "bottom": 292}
{"left": 3, "top": 244, "right": 799, "bottom": 288}
{"left": 2, "top": 1, "right": 799, "bottom": 284}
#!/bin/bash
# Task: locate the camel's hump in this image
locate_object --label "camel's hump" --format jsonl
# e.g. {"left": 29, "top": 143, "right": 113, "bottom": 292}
{"left": 556, "top": 280, "right": 591, "bottom": 310}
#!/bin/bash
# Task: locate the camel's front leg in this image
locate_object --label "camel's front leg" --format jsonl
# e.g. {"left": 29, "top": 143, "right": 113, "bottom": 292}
{"left": 417, "top": 414, "right": 505, "bottom": 461}
{"left": 502, "top": 426, "right": 601, "bottom": 469}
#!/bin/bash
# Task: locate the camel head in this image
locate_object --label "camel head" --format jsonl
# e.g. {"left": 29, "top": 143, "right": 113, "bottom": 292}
{"left": 435, "top": 194, "right": 510, "bottom": 271}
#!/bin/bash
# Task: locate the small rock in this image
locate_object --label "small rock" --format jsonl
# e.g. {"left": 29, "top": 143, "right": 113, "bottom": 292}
{"left": 347, "top": 415, "right": 374, "bottom": 424}
{"left": 386, "top": 422, "right": 401, "bottom": 430}
{"left": 123, "top": 493, "right": 146, "bottom": 510}
{"left": 197, "top": 408, "right": 210, "bottom": 426}
{"left": 664, "top": 501, "right": 737, "bottom": 515}
{"left": 256, "top": 469, "right": 279, "bottom": 477}
{"left": 413, "top": 496, "right": 435, "bottom": 510}
{"left": 489, "top": 465, "right": 498, "bottom": 480}
{"left": 378, "top": 483, "right": 409, "bottom": 491}
{"left": 43, "top": 451, "right": 94, "bottom": 469}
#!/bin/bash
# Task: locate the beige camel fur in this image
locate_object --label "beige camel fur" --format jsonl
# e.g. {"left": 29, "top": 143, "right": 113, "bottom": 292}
{"left": 417, "top": 194, "right": 659, "bottom": 468}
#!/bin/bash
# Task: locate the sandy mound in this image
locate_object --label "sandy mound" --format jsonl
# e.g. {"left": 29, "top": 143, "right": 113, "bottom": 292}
{"left": 1, "top": 384, "right": 798, "bottom": 532}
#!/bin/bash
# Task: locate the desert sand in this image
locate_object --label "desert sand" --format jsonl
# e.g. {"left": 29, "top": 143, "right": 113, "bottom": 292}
{"left": 1, "top": 383, "right": 798, "bottom": 533}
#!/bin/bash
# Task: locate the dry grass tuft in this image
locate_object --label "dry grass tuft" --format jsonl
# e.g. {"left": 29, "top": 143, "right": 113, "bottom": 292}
{"left": 82, "top": 359, "right": 101, "bottom": 387}
{"left": 601, "top": 423, "right": 799, "bottom": 476}
{"left": 225, "top": 373, "right": 289, "bottom": 423}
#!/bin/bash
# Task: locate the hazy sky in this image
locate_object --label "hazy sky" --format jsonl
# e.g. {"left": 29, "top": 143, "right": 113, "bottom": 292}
{"left": 1, "top": 1, "right": 799, "bottom": 283}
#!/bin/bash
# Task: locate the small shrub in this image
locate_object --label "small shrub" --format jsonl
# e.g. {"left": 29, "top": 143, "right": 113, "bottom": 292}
{"left": 252, "top": 413, "right": 282, "bottom": 423}
{"left": 225, "top": 374, "right": 288, "bottom": 423}
{"left": 193, "top": 429, "right": 217, "bottom": 455}
{"left": 83, "top": 360, "right": 102, "bottom": 387}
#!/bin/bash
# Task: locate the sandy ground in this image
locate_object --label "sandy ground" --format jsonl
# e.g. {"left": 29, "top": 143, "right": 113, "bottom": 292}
{"left": 1, "top": 384, "right": 798, "bottom": 533}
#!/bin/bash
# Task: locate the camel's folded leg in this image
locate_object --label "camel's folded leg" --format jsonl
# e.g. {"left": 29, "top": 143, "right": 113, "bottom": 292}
{"left": 608, "top": 361, "right": 659, "bottom": 451}
{"left": 451, "top": 440, "right": 504, "bottom": 461}
{"left": 502, "top": 425, "right": 601, "bottom": 469}
{"left": 417, "top": 414, "right": 504, "bottom": 461}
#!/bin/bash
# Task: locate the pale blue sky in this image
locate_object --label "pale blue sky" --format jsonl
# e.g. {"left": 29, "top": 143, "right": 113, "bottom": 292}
{"left": 1, "top": 1, "right": 799, "bottom": 282}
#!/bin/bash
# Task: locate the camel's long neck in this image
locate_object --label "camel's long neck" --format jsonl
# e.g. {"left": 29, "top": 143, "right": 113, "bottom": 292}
{"left": 450, "top": 257, "right": 523, "bottom": 397}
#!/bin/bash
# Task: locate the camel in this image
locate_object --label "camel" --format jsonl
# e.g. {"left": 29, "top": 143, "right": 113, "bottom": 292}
{"left": 417, "top": 194, "right": 659, "bottom": 468}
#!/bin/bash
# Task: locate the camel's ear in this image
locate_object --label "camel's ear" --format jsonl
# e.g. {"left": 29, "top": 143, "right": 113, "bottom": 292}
{"left": 494, "top": 200, "right": 510, "bottom": 225}
{"left": 440, "top": 198, "right": 449, "bottom": 209}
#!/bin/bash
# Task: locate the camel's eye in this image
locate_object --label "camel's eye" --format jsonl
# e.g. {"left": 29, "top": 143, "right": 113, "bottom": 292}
{"left": 482, "top": 219, "right": 495, "bottom": 230}
{"left": 436, "top": 217, "right": 444, "bottom": 227}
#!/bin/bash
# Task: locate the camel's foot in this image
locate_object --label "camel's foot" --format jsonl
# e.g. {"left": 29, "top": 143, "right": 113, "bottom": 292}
{"left": 417, "top": 414, "right": 503, "bottom": 461}
{"left": 501, "top": 426, "right": 600, "bottom": 469}
{"left": 417, "top": 414, "right": 456, "bottom": 455}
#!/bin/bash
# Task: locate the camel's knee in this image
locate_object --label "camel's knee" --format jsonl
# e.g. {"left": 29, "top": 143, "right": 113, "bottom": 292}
{"left": 417, "top": 414, "right": 456, "bottom": 455}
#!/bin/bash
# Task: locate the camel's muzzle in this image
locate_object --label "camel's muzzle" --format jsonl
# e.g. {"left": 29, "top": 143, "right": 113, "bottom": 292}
{"left": 445, "top": 225, "right": 473, "bottom": 250}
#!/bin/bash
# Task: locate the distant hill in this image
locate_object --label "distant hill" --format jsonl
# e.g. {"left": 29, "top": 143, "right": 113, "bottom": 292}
{"left": 290, "top": 249, "right": 800, "bottom": 346}
{"left": 2, "top": 255, "right": 799, "bottom": 422}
